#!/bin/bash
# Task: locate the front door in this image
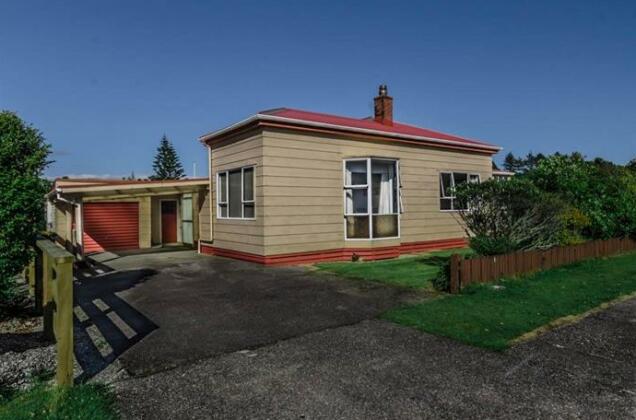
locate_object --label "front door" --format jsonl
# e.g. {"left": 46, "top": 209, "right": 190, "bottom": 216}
{"left": 161, "top": 201, "right": 178, "bottom": 244}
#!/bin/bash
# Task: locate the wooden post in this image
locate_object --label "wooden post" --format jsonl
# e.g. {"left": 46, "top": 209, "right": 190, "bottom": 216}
{"left": 449, "top": 254, "right": 461, "bottom": 294}
{"left": 36, "top": 238, "right": 75, "bottom": 387}
{"left": 42, "top": 253, "right": 54, "bottom": 341}
{"left": 54, "top": 258, "right": 74, "bottom": 386}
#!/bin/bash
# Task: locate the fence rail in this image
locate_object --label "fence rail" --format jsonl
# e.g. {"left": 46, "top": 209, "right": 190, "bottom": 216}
{"left": 25, "top": 237, "right": 74, "bottom": 386}
{"left": 449, "top": 237, "right": 636, "bottom": 293}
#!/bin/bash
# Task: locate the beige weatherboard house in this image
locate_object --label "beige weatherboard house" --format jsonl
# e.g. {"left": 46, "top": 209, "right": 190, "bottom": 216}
{"left": 198, "top": 86, "right": 501, "bottom": 264}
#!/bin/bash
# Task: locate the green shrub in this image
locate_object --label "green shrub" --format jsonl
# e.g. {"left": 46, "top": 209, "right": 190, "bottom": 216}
{"left": 468, "top": 235, "right": 517, "bottom": 256}
{"left": 0, "top": 111, "right": 50, "bottom": 307}
{"left": 527, "top": 154, "right": 636, "bottom": 239}
{"left": 455, "top": 178, "right": 566, "bottom": 256}
{"left": 432, "top": 261, "right": 451, "bottom": 291}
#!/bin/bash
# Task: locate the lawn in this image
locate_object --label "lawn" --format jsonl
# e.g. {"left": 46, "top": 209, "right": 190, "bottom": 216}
{"left": 315, "top": 248, "right": 472, "bottom": 289}
{"left": 0, "top": 383, "right": 117, "bottom": 420}
{"left": 383, "top": 252, "right": 636, "bottom": 351}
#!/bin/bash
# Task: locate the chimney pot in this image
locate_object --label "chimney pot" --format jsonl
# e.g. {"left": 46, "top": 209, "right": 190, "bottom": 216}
{"left": 374, "top": 84, "right": 393, "bottom": 125}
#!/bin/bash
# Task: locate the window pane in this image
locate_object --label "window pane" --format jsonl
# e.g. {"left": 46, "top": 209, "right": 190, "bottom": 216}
{"left": 219, "top": 204, "right": 228, "bottom": 217}
{"left": 440, "top": 173, "right": 453, "bottom": 198}
{"left": 219, "top": 173, "right": 227, "bottom": 202}
{"left": 228, "top": 170, "right": 242, "bottom": 217}
{"left": 243, "top": 167, "right": 254, "bottom": 201}
{"left": 371, "top": 160, "right": 396, "bottom": 214}
{"left": 373, "top": 215, "right": 398, "bottom": 238}
{"left": 469, "top": 174, "right": 480, "bottom": 184}
{"left": 453, "top": 172, "right": 468, "bottom": 186}
{"left": 346, "top": 215, "right": 369, "bottom": 238}
{"left": 345, "top": 161, "right": 367, "bottom": 186}
{"left": 345, "top": 188, "right": 368, "bottom": 214}
{"left": 243, "top": 203, "right": 255, "bottom": 218}
{"left": 440, "top": 198, "right": 453, "bottom": 210}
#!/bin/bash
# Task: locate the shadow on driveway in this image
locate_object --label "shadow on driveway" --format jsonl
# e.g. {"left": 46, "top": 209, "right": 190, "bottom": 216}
{"left": 73, "top": 251, "right": 418, "bottom": 378}
{"left": 73, "top": 268, "right": 158, "bottom": 382}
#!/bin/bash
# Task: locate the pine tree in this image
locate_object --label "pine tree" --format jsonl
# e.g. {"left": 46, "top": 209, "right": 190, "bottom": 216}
{"left": 150, "top": 135, "right": 185, "bottom": 180}
{"left": 503, "top": 152, "right": 522, "bottom": 173}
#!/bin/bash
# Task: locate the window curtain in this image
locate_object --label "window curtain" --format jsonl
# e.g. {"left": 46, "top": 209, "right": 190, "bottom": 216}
{"left": 374, "top": 162, "right": 395, "bottom": 214}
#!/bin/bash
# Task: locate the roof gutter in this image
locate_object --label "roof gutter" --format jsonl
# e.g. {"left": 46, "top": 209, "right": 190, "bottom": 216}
{"left": 45, "top": 188, "right": 77, "bottom": 206}
{"left": 199, "top": 114, "right": 502, "bottom": 153}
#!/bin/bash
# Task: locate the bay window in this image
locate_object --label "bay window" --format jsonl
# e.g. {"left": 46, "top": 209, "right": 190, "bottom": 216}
{"left": 439, "top": 172, "right": 480, "bottom": 210}
{"left": 217, "top": 166, "right": 255, "bottom": 219}
{"left": 344, "top": 158, "right": 400, "bottom": 239}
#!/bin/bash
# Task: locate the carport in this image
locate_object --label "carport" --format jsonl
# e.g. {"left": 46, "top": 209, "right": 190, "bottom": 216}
{"left": 46, "top": 178, "right": 209, "bottom": 256}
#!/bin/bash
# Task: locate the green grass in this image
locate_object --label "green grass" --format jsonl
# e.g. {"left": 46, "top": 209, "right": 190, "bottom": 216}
{"left": 315, "top": 248, "right": 472, "bottom": 289}
{"left": 383, "top": 252, "right": 636, "bottom": 351}
{"left": 0, "top": 383, "right": 117, "bottom": 420}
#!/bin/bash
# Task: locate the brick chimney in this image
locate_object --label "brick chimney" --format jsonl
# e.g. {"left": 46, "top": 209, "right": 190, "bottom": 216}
{"left": 374, "top": 84, "right": 393, "bottom": 125}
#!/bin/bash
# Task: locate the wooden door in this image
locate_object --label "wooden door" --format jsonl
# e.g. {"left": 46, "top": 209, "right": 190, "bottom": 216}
{"left": 161, "top": 201, "right": 178, "bottom": 243}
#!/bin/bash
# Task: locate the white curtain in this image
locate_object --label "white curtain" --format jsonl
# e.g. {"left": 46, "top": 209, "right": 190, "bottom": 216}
{"left": 374, "top": 162, "right": 394, "bottom": 214}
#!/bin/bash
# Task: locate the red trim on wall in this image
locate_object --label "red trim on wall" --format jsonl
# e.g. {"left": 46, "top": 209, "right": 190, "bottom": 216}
{"left": 199, "top": 238, "right": 468, "bottom": 266}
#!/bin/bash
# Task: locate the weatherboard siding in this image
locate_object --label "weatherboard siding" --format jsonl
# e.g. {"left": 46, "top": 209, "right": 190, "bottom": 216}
{"left": 210, "top": 133, "right": 265, "bottom": 255}
{"left": 259, "top": 128, "right": 492, "bottom": 256}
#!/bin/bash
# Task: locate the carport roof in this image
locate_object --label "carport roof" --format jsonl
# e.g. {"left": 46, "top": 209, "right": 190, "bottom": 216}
{"left": 50, "top": 178, "right": 209, "bottom": 197}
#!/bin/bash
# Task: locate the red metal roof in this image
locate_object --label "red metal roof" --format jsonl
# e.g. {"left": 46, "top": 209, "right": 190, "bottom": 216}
{"left": 259, "top": 108, "right": 498, "bottom": 150}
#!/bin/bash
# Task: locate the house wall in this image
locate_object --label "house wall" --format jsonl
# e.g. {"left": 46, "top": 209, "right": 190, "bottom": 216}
{"left": 198, "top": 189, "right": 211, "bottom": 242}
{"left": 203, "top": 128, "right": 493, "bottom": 262}
{"left": 208, "top": 133, "right": 264, "bottom": 255}
{"left": 53, "top": 201, "right": 73, "bottom": 242}
{"left": 259, "top": 128, "right": 492, "bottom": 256}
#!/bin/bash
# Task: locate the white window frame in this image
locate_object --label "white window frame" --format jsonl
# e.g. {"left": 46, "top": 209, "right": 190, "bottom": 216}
{"left": 216, "top": 166, "right": 255, "bottom": 220}
{"left": 343, "top": 157, "right": 401, "bottom": 240}
{"left": 439, "top": 171, "right": 481, "bottom": 212}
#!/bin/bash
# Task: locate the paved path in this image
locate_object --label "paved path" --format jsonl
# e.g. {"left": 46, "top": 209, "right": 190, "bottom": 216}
{"left": 115, "top": 297, "right": 636, "bottom": 419}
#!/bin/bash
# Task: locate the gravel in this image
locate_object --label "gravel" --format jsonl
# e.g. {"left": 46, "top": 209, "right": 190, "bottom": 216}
{"left": 0, "top": 311, "right": 56, "bottom": 391}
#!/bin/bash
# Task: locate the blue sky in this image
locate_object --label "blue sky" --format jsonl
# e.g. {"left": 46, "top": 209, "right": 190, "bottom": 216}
{"left": 1, "top": 1, "right": 635, "bottom": 178}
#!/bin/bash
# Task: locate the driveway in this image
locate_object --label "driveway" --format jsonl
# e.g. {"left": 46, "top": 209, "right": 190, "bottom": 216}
{"left": 116, "top": 297, "right": 636, "bottom": 419}
{"left": 73, "top": 251, "right": 418, "bottom": 377}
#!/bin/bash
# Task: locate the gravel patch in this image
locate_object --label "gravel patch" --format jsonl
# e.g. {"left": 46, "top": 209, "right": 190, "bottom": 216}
{"left": 0, "top": 345, "right": 56, "bottom": 390}
{"left": 0, "top": 315, "right": 56, "bottom": 390}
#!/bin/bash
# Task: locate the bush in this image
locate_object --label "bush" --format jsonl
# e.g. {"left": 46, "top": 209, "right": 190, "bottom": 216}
{"left": 455, "top": 178, "right": 567, "bottom": 255}
{"left": 0, "top": 111, "right": 51, "bottom": 307}
{"left": 468, "top": 235, "right": 517, "bottom": 257}
{"left": 432, "top": 261, "right": 451, "bottom": 292}
{"left": 527, "top": 154, "right": 636, "bottom": 239}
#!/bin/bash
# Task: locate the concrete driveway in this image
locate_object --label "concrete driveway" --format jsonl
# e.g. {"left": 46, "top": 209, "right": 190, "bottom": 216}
{"left": 73, "top": 250, "right": 418, "bottom": 377}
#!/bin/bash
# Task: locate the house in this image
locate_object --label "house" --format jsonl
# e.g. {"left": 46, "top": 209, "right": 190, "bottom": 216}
{"left": 492, "top": 169, "right": 515, "bottom": 180}
{"left": 197, "top": 85, "right": 501, "bottom": 264}
{"left": 47, "top": 178, "right": 209, "bottom": 255}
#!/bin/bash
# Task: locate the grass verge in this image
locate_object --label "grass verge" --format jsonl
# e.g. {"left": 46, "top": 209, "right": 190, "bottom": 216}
{"left": 315, "top": 248, "right": 472, "bottom": 289}
{"left": 383, "top": 252, "right": 636, "bottom": 351}
{"left": 0, "top": 383, "right": 117, "bottom": 420}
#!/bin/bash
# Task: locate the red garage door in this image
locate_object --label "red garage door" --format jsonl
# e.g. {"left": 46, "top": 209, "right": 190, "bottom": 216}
{"left": 83, "top": 202, "right": 139, "bottom": 254}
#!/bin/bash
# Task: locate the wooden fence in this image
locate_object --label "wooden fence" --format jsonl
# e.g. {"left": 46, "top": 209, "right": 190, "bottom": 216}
{"left": 449, "top": 237, "right": 636, "bottom": 293}
{"left": 25, "top": 237, "right": 75, "bottom": 386}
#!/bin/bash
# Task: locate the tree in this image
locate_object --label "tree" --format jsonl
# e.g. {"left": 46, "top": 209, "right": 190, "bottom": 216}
{"left": 527, "top": 154, "right": 636, "bottom": 239}
{"left": 150, "top": 135, "right": 185, "bottom": 180}
{"left": 503, "top": 151, "right": 546, "bottom": 174}
{"left": 0, "top": 111, "right": 51, "bottom": 306}
{"left": 503, "top": 152, "right": 523, "bottom": 173}
{"left": 627, "top": 158, "right": 636, "bottom": 172}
